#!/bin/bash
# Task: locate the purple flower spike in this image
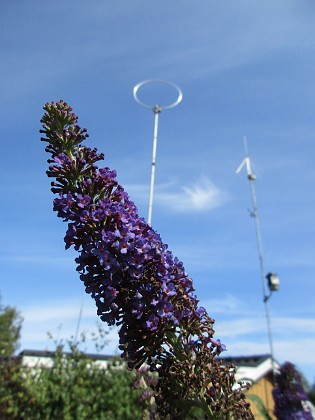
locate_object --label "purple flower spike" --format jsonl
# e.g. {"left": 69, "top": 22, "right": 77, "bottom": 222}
{"left": 41, "top": 100, "right": 254, "bottom": 420}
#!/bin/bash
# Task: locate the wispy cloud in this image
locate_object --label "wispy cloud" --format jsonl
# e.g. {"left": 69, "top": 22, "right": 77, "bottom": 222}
{"left": 22, "top": 300, "right": 96, "bottom": 323}
{"left": 215, "top": 316, "right": 315, "bottom": 339}
{"left": 22, "top": 320, "right": 120, "bottom": 355}
{"left": 201, "top": 295, "right": 249, "bottom": 315}
{"left": 0, "top": 255, "right": 74, "bottom": 267}
{"left": 200, "top": 294, "right": 315, "bottom": 342}
{"left": 273, "top": 318, "right": 315, "bottom": 334}
{"left": 127, "top": 176, "right": 227, "bottom": 213}
{"left": 274, "top": 338, "right": 315, "bottom": 365}
{"left": 133, "top": 2, "right": 315, "bottom": 80}
{"left": 20, "top": 298, "right": 120, "bottom": 354}
{"left": 164, "top": 177, "right": 226, "bottom": 212}
{"left": 216, "top": 318, "right": 266, "bottom": 338}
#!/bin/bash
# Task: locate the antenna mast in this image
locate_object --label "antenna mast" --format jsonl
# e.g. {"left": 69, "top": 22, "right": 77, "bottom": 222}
{"left": 236, "top": 137, "right": 278, "bottom": 376}
{"left": 133, "top": 80, "right": 182, "bottom": 225}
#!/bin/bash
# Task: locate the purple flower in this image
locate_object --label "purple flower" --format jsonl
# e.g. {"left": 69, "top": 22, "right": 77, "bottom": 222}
{"left": 194, "top": 306, "right": 206, "bottom": 318}
{"left": 95, "top": 248, "right": 114, "bottom": 270}
{"left": 128, "top": 267, "right": 143, "bottom": 279}
{"left": 146, "top": 314, "right": 160, "bottom": 331}
{"left": 54, "top": 153, "right": 71, "bottom": 165}
{"left": 41, "top": 101, "right": 253, "bottom": 419}
{"left": 115, "top": 227, "right": 135, "bottom": 241}
{"left": 79, "top": 209, "right": 90, "bottom": 222}
{"left": 162, "top": 281, "right": 176, "bottom": 297}
{"left": 128, "top": 254, "right": 145, "bottom": 268}
{"left": 77, "top": 194, "right": 91, "bottom": 208}
{"left": 64, "top": 223, "right": 77, "bottom": 249}
{"left": 135, "top": 241, "right": 151, "bottom": 255}
{"left": 91, "top": 208, "right": 105, "bottom": 222}
{"left": 151, "top": 298, "right": 159, "bottom": 306}
{"left": 208, "top": 338, "right": 227, "bottom": 353}
{"left": 158, "top": 301, "right": 174, "bottom": 319}
{"left": 273, "top": 362, "right": 313, "bottom": 420}
{"left": 105, "top": 286, "right": 119, "bottom": 303}
{"left": 132, "top": 303, "right": 145, "bottom": 319}
{"left": 53, "top": 194, "right": 74, "bottom": 218}
{"left": 113, "top": 238, "right": 134, "bottom": 254}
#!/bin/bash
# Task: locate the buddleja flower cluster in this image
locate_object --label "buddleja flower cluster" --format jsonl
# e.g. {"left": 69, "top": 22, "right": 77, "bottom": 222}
{"left": 40, "top": 100, "right": 253, "bottom": 419}
{"left": 273, "top": 362, "right": 314, "bottom": 420}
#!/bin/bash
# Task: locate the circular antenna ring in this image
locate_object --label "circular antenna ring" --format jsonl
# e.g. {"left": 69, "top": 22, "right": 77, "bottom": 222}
{"left": 133, "top": 79, "right": 183, "bottom": 110}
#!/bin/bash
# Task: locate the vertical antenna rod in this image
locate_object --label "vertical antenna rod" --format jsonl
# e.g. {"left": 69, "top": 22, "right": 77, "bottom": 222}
{"left": 133, "top": 80, "right": 182, "bottom": 225}
{"left": 236, "top": 137, "right": 276, "bottom": 376}
{"left": 147, "top": 106, "right": 161, "bottom": 225}
{"left": 74, "top": 294, "right": 85, "bottom": 344}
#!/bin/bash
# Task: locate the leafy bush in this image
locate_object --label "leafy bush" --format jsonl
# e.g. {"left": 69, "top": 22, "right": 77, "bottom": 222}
{"left": 25, "top": 344, "right": 142, "bottom": 420}
{"left": 0, "top": 314, "right": 142, "bottom": 420}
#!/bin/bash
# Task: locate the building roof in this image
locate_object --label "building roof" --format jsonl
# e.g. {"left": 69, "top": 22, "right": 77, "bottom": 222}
{"left": 19, "top": 349, "right": 119, "bottom": 369}
{"left": 219, "top": 354, "right": 278, "bottom": 384}
{"left": 19, "top": 349, "right": 116, "bottom": 361}
{"left": 220, "top": 354, "right": 271, "bottom": 368}
{"left": 19, "top": 350, "right": 277, "bottom": 385}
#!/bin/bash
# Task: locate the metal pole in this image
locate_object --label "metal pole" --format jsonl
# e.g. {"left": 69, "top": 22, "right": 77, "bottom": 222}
{"left": 248, "top": 173, "right": 276, "bottom": 378}
{"left": 74, "top": 294, "right": 84, "bottom": 344}
{"left": 148, "top": 106, "right": 161, "bottom": 225}
{"left": 236, "top": 137, "right": 277, "bottom": 379}
{"left": 133, "top": 80, "right": 182, "bottom": 226}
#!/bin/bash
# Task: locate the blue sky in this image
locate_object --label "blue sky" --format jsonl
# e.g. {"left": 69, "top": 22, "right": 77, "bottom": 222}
{"left": 1, "top": 1, "right": 315, "bottom": 384}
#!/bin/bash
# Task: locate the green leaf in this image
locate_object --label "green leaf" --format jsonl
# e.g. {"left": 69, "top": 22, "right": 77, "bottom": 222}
{"left": 246, "top": 394, "right": 272, "bottom": 420}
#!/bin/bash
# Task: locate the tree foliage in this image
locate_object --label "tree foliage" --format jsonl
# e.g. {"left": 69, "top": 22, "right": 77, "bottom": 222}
{"left": 0, "top": 297, "right": 22, "bottom": 357}
{"left": 0, "top": 308, "right": 142, "bottom": 420}
{"left": 23, "top": 343, "right": 142, "bottom": 419}
{"left": 0, "top": 298, "right": 32, "bottom": 419}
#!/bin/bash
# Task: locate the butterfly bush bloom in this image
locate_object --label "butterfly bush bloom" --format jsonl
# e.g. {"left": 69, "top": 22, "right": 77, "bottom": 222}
{"left": 273, "top": 362, "right": 314, "bottom": 420}
{"left": 40, "top": 100, "right": 253, "bottom": 419}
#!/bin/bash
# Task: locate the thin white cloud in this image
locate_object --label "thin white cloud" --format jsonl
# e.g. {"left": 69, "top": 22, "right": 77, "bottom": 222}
{"left": 275, "top": 250, "right": 315, "bottom": 269}
{"left": 224, "top": 340, "right": 270, "bottom": 357}
{"left": 130, "top": 2, "right": 315, "bottom": 80}
{"left": 22, "top": 302, "right": 96, "bottom": 323}
{"left": 215, "top": 316, "right": 315, "bottom": 339}
{"left": 172, "top": 177, "right": 225, "bottom": 211}
{"left": 0, "top": 255, "right": 74, "bottom": 267}
{"left": 198, "top": 295, "right": 315, "bottom": 342}
{"left": 201, "top": 295, "right": 249, "bottom": 316}
{"left": 127, "top": 177, "right": 227, "bottom": 213}
{"left": 273, "top": 318, "right": 315, "bottom": 334}
{"left": 216, "top": 318, "right": 266, "bottom": 338}
{"left": 22, "top": 321, "right": 120, "bottom": 355}
{"left": 170, "top": 238, "right": 256, "bottom": 271}
{"left": 274, "top": 339, "right": 315, "bottom": 365}
{"left": 20, "top": 298, "right": 120, "bottom": 354}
